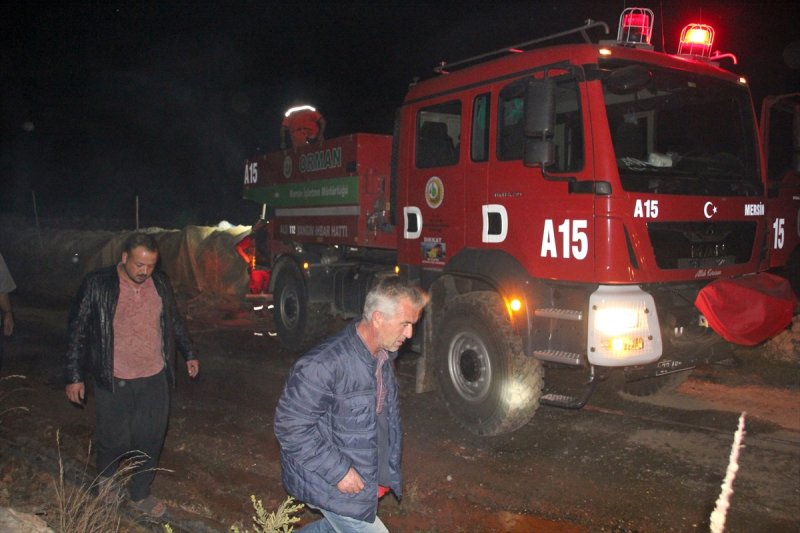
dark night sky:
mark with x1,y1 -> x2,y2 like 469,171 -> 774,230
2,1 -> 798,227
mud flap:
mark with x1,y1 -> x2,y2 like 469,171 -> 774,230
695,272 -> 797,346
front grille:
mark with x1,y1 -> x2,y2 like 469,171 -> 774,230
647,221 -> 756,270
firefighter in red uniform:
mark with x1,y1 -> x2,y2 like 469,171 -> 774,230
235,218 -> 272,294
280,105 -> 326,149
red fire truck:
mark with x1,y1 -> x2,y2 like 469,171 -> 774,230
243,9 -> 796,435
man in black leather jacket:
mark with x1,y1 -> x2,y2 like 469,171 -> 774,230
65,233 -> 199,517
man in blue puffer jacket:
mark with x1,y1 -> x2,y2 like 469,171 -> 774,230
275,276 -> 427,532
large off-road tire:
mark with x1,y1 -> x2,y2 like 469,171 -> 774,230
617,369 -> 691,398
273,264 -> 326,352
434,292 -> 544,436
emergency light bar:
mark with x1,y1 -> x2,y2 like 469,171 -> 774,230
678,23 -> 714,58
616,7 -> 654,48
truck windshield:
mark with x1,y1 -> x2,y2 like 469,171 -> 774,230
602,63 -> 761,196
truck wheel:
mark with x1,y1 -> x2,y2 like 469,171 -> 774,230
617,370 -> 691,397
434,292 -> 543,436
273,264 -> 326,352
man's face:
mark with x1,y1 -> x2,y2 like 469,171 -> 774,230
375,297 -> 422,352
120,246 -> 158,284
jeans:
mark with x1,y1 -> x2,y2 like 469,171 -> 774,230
297,508 -> 389,533
94,370 -> 169,501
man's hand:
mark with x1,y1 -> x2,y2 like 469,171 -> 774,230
186,359 -> 200,379
66,383 -> 85,405
336,467 -> 364,494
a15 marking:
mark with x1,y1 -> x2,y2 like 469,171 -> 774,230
541,219 -> 588,260
244,162 -> 258,184
634,199 -> 659,218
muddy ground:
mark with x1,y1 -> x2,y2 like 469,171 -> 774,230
0,293 -> 798,532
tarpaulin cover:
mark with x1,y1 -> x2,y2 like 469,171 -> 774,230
695,272 -> 797,346
0,224 -> 252,299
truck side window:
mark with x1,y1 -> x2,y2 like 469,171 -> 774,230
416,101 -> 462,168
471,94 -> 490,162
498,77 -> 583,172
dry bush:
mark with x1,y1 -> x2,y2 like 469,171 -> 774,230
51,430 -> 148,533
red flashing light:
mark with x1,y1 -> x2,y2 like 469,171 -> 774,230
623,13 -> 650,29
617,7 -> 654,46
678,23 -> 715,58
685,27 -> 712,45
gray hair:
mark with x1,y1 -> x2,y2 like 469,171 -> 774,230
362,276 -> 427,321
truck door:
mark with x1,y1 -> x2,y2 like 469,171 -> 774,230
403,99 -> 466,281
481,72 -> 595,282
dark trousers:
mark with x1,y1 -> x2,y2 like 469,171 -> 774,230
94,370 -> 169,501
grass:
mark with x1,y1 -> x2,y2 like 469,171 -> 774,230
4,378 -> 304,533
49,430 -> 304,533
51,430 -> 149,533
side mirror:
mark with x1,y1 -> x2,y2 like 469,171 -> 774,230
524,141 -> 555,167
524,77 -> 555,137
523,78 -> 556,168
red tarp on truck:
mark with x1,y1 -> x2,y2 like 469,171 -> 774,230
695,272 -> 797,345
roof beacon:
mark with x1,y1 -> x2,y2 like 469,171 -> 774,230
678,23 -> 715,58
617,7 -> 654,48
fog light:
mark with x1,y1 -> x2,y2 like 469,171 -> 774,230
608,335 -> 645,353
588,285 -> 662,366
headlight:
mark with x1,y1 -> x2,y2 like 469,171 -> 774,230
587,285 -> 662,366
595,307 -> 640,333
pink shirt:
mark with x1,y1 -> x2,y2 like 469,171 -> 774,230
113,270 -> 164,379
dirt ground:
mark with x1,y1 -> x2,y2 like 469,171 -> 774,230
1,293 -> 798,532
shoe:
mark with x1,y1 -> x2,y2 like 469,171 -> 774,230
130,495 -> 167,518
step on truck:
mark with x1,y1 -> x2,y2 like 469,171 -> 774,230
243,8 -> 797,436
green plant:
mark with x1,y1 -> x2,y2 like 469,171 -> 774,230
230,495 -> 304,533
